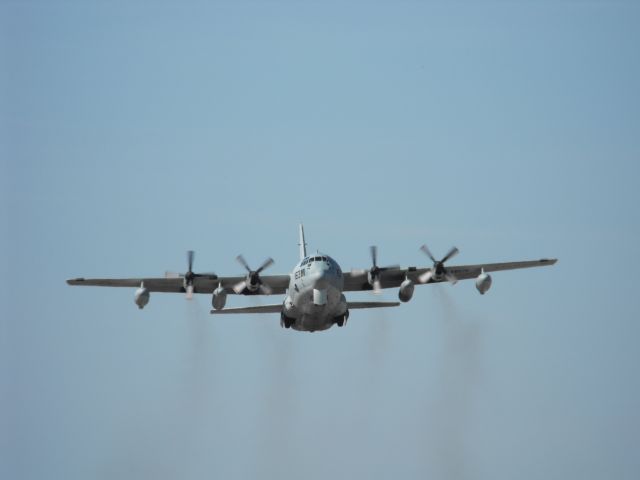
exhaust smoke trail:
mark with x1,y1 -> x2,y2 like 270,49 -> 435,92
183,297 -> 217,435
364,306 -> 391,392
255,320 -> 295,478
100,298 -> 218,479
427,285 -> 484,480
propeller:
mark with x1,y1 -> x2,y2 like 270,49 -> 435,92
165,250 -> 217,299
418,245 -> 459,284
184,250 -> 197,299
233,255 -> 275,295
353,246 -> 400,294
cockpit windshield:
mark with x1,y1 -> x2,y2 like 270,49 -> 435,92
302,256 -> 332,265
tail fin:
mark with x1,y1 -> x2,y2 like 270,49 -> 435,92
298,223 -> 307,260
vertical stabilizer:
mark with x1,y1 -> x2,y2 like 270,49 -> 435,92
298,223 -> 307,260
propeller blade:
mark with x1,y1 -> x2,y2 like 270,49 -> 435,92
256,257 -> 274,274
370,245 -> 378,268
419,269 -> 433,284
186,284 -> 194,299
236,255 -> 251,273
445,272 -> 458,285
420,244 -> 437,263
187,250 -> 195,272
259,283 -> 273,295
350,268 -> 368,276
233,281 -> 247,294
165,271 -> 181,279
441,246 -> 459,263
373,278 -> 382,294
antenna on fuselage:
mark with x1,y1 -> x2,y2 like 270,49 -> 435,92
298,223 -> 307,260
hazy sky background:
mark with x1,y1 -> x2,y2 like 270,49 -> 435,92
2,1 -> 640,479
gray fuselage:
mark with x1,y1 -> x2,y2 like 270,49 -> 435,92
282,254 -> 347,332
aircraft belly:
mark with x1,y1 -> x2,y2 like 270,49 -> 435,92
290,283 -> 342,332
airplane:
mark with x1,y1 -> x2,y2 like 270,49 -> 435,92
67,224 -> 557,333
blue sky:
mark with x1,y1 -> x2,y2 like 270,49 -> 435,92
2,1 -> 640,479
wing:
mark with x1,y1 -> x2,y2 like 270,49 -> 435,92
440,258 -> 558,281
67,274 -> 291,295
342,258 -> 557,291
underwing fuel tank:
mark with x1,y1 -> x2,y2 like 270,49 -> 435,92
212,286 -> 227,310
398,278 -> 415,302
134,284 -> 150,309
475,271 -> 492,295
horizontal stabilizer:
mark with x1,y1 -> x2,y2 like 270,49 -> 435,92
210,301 -> 400,314
210,304 -> 283,314
347,301 -> 400,309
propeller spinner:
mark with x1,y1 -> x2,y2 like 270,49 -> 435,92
418,245 -> 459,284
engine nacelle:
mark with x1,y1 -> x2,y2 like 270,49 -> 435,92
475,272 -> 492,295
211,286 -> 227,310
134,286 -> 150,309
398,278 -> 415,302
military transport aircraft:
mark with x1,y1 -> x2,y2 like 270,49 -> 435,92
67,224 -> 557,332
